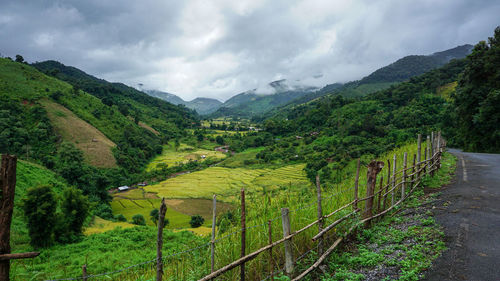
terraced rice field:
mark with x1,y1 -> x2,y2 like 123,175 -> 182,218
84,216 -> 135,235
146,143 -> 226,171
144,164 -> 310,201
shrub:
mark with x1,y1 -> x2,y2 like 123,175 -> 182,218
132,214 -> 146,226
22,185 -> 57,248
116,214 -> 127,222
190,215 -> 205,228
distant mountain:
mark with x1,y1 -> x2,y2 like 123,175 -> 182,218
264,44 -> 474,118
146,90 -> 186,105
359,44 -> 473,84
145,90 -> 222,115
210,79 -> 317,118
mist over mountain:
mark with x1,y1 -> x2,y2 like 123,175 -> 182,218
145,90 -> 222,115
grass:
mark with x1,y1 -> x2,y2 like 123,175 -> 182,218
146,142 -> 226,171
144,164 -> 309,201
41,99 -> 117,168
84,216 -> 135,235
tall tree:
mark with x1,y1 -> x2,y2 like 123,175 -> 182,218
22,185 -> 57,248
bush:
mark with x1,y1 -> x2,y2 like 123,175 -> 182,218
22,185 -> 57,248
132,214 -> 146,226
189,215 -> 205,228
116,214 -> 127,222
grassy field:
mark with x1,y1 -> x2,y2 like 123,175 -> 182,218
41,99 -> 117,168
144,163 -> 310,201
146,142 -> 226,171
84,216 -> 135,235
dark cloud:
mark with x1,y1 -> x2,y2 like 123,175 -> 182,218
0,0 -> 499,101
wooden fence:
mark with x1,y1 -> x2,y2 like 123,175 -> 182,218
197,132 -> 445,281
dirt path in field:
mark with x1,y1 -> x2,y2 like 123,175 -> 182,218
424,149 -> 500,281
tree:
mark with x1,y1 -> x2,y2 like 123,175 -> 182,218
22,185 -> 57,248
60,187 -> 90,236
216,135 -> 224,145
15,54 -> 24,63
189,215 -> 205,228
197,133 -> 204,142
132,214 -> 146,225
150,209 -> 159,225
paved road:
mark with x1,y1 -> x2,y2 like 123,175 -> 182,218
425,149 -> 500,281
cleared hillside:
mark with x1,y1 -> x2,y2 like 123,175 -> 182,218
41,99 -> 117,168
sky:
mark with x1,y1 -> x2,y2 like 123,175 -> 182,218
0,0 -> 499,101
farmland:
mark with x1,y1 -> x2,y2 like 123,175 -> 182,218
146,142 -> 226,171
144,163 -> 310,201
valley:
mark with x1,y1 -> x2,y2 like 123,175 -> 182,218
1,26 -> 498,281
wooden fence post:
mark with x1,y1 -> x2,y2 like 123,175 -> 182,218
240,189 -> 246,281
431,131 -> 435,157
353,159 -> 360,212
0,154 -> 17,281
82,264 -> 88,281
268,220 -> 273,281
383,159 -> 390,210
377,176 -> 383,214
402,152 -> 407,199
364,160 -> 384,227
211,195 -> 217,273
417,134 -> 422,177
411,154 -> 416,184
281,208 -> 293,278
425,135 -> 430,174
437,131 -> 442,169
156,198 -> 167,281
391,154 -> 397,206
315,175 -> 324,256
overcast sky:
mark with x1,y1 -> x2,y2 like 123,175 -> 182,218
1,0 -> 499,101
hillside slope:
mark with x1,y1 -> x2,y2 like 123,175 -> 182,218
32,60 -> 198,135
40,99 -> 117,168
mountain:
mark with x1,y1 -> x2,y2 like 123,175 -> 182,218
145,90 -> 222,115
210,79 -> 317,118
264,44 -> 474,119
359,44 -> 473,84
146,90 -> 186,105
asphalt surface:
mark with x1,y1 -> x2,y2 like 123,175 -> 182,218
424,149 -> 500,281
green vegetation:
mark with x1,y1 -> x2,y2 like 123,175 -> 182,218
448,27 -> 500,152
190,215 -> 205,228
22,185 -> 58,248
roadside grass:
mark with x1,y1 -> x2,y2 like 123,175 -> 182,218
288,151 -> 457,281
41,99 -> 117,168
146,142 -> 226,171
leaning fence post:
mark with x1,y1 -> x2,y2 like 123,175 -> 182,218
391,154 -> 397,206
281,208 -> 293,278
268,220 -> 274,281
364,160 -> 384,227
402,152 -> 407,199
82,264 -> 88,281
315,175 -> 324,256
353,159 -> 360,212
211,194 -> 217,273
156,198 -> 167,281
240,189 -> 246,281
